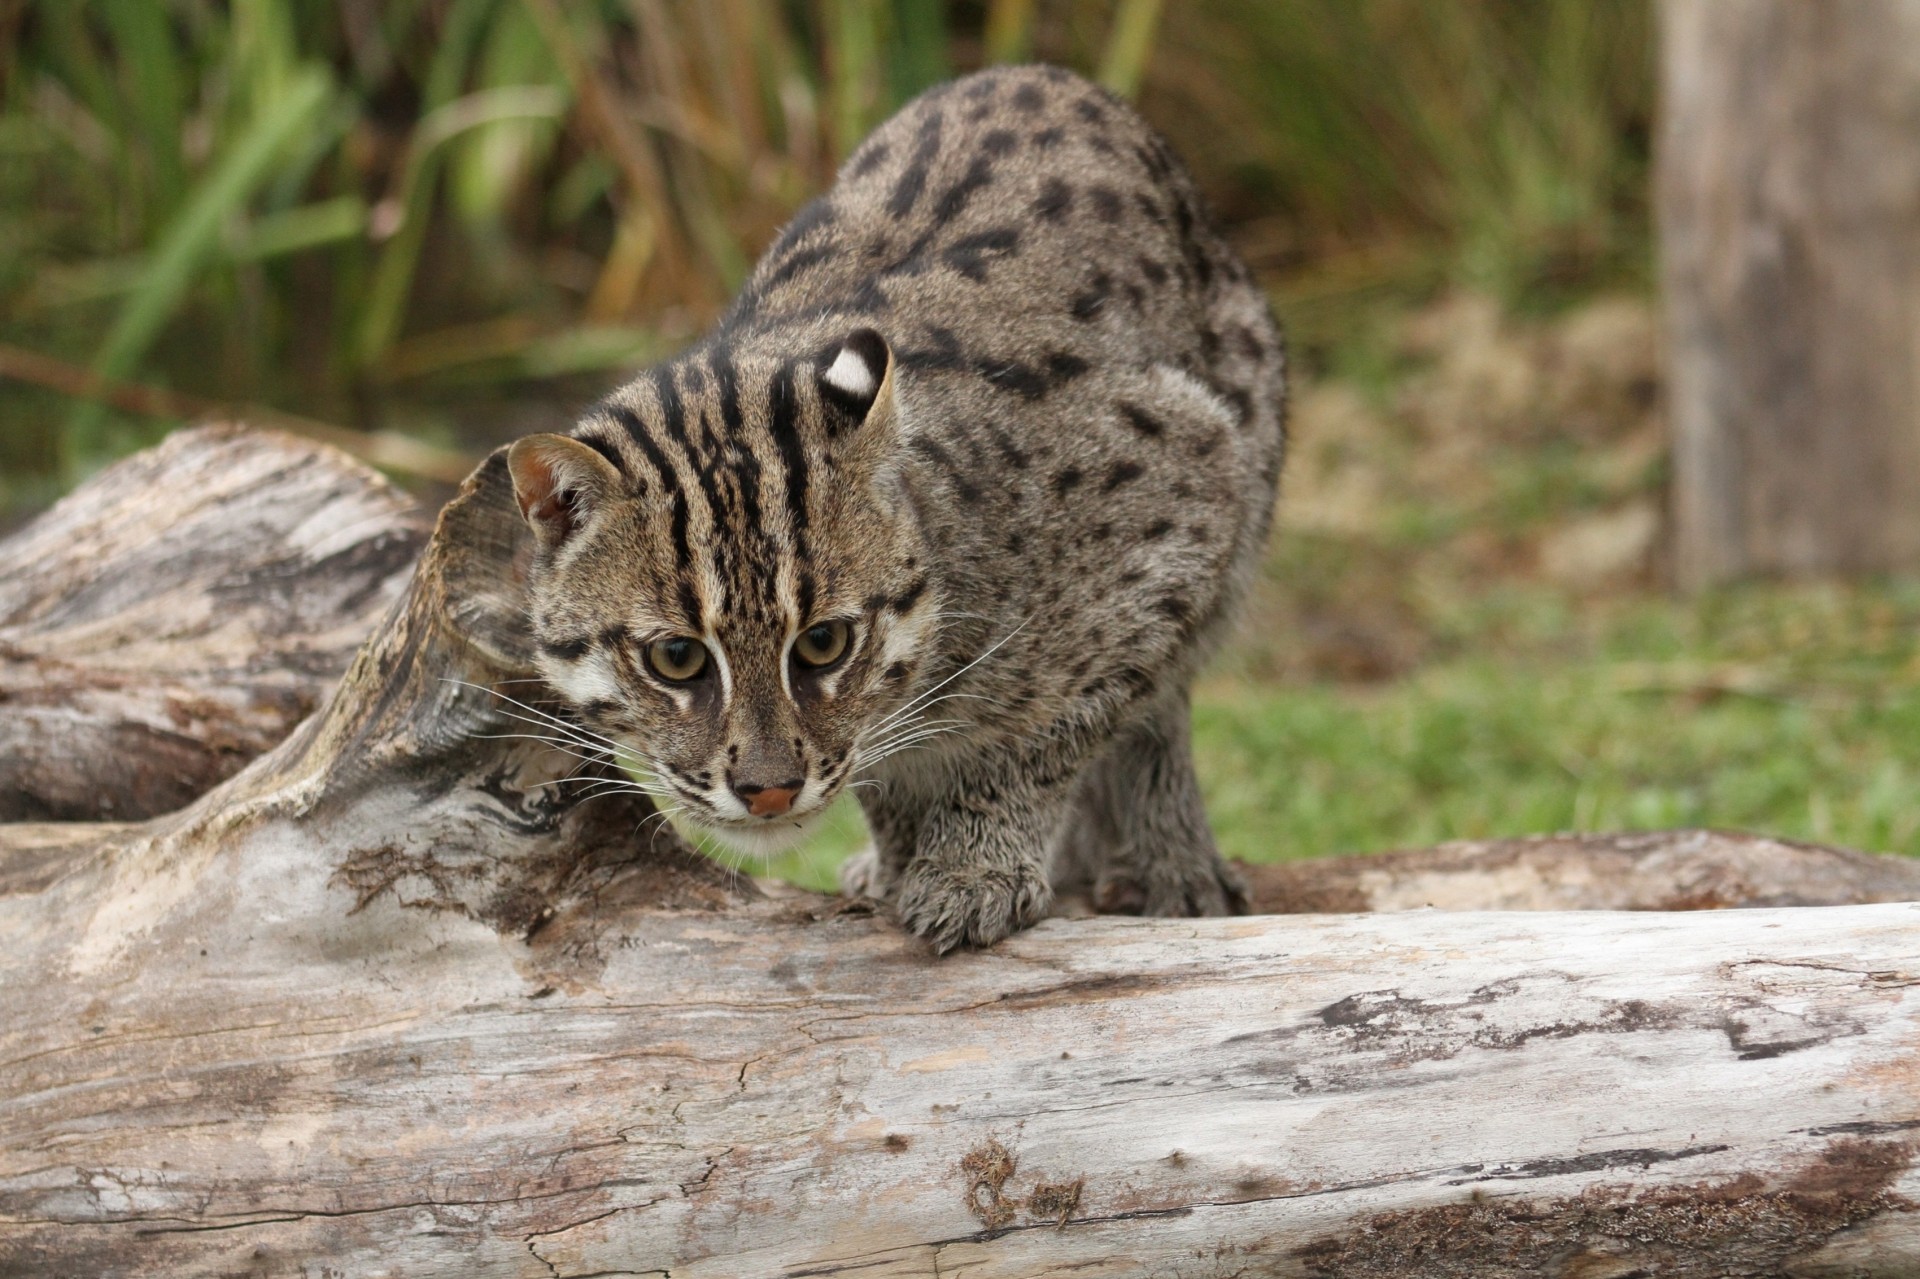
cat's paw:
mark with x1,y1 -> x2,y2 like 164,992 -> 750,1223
838,845 -> 893,901
1095,857 -> 1249,918
896,858 -> 1053,954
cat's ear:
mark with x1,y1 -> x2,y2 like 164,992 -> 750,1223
816,328 -> 894,433
505,433 -> 622,551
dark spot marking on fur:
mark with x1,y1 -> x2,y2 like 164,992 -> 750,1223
963,74 -> 999,100
1089,185 -> 1123,223
981,128 -> 1017,156
886,661 -> 910,683
1092,522 -> 1112,542
987,423 -> 1030,468
767,196 -> 836,259
540,635 -> 592,662
1156,596 -> 1192,625
1051,466 -> 1084,496
1119,568 -> 1146,585
888,112 -> 944,219
896,327 -> 968,373
933,155 -> 996,226
1143,519 -> 1174,540
849,141 -> 890,178
1076,97 -> 1109,125
890,576 -> 928,614
1236,325 -> 1268,361
1119,402 -> 1165,438
1103,460 -> 1145,493
1032,126 -> 1065,150
1005,531 -> 1025,554
1047,351 -> 1089,382
1070,271 -> 1112,321
1138,255 -> 1169,287
1133,191 -> 1163,224
910,436 -> 982,503
1188,523 -> 1211,543
764,244 -> 834,289
768,361 -> 809,543
977,359 -> 1046,399
1223,385 -> 1256,425
1032,177 -> 1072,221
1125,281 -> 1146,310
1012,83 -> 1045,112
943,226 -> 1021,281
577,433 -> 627,475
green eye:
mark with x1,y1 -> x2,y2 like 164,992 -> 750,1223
793,619 -> 851,669
645,636 -> 710,682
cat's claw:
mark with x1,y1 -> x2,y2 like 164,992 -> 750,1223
896,859 -> 1052,954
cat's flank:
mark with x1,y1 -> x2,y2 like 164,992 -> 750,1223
506,65 -> 1285,952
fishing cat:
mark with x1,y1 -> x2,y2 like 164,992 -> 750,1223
506,64 -> 1285,951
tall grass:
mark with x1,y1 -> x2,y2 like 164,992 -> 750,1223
0,0 -> 1651,511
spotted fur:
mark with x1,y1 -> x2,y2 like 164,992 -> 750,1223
508,65 -> 1285,952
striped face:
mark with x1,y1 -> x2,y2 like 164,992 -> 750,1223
507,330 -> 938,856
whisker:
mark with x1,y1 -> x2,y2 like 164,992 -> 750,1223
865,616 -> 1031,737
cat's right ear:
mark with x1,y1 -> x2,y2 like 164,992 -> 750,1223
506,434 -> 622,551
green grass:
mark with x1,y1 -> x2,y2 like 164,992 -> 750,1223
760,580 -> 1920,892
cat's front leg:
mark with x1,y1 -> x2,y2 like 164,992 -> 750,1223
894,769 -> 1064,953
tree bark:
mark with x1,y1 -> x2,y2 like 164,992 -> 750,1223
3,435 -> 1920,1276
0,424 -> 426,821
1660,0 -> 1920,586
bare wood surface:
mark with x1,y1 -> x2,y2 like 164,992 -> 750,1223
1241,827 -> 1920,915
0,425 -> 427,821
3,438 -> 1919,1275
1660,0 -> 1920,584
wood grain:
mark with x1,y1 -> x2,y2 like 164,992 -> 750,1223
0,425 -> 426,821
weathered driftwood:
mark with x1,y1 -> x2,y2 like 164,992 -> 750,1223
3,437 -> 1920,1276
0,424 -> 426,822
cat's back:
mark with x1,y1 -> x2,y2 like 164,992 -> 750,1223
726,65 -> 1257,373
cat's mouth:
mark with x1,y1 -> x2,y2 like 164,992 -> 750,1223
690,805 -> 829,858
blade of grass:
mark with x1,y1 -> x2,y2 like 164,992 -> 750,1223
70,64 -> 331,471
983,0 -> 1036,65
1097,0 -> 1163,99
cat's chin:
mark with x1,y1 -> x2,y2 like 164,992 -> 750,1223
690,808 -> 827,860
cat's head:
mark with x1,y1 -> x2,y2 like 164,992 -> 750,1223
506,329 -> 937,855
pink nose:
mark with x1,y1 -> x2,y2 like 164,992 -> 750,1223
737,783 -> 800,818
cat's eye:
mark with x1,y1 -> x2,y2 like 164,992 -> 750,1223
645,636 -> 710,682
793,619 -> 851,670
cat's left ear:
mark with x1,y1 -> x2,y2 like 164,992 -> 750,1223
816,328 -> 895,436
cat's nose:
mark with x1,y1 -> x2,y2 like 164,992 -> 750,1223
733,779 -> 802,818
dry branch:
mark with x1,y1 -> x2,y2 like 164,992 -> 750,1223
2,431 -> 1918,1276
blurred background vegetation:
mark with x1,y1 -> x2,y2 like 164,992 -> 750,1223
9,0 -> 1917,880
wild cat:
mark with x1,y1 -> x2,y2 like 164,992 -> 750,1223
505,64 -> 1285,951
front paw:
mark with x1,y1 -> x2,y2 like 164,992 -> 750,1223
838,845 -> 892,901
896,858 -> 1052,954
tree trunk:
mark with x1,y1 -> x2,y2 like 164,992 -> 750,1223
4,433 -> 1920,1276
1660,0 -> 1920,586
0,424 -> 426,821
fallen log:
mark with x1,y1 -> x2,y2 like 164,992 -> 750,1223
0,424 -> 427,822
2,438 -> 1918,1276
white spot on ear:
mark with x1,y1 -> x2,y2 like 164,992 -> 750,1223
825,345 -> 877,400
